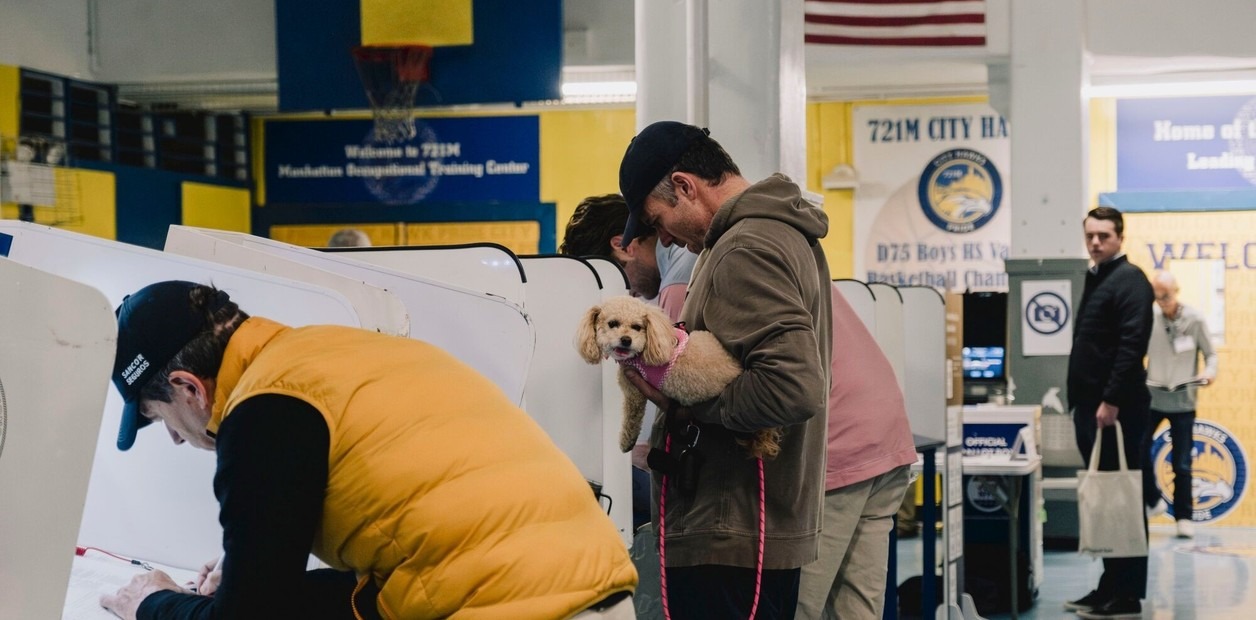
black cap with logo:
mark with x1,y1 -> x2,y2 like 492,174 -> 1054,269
618,121 -> 710,248
111,280 -> 225,451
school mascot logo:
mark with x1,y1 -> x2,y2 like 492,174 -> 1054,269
1150,419 -> 1248,522
917,148 -> 1003,233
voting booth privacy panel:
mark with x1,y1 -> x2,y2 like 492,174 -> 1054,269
163,227 -> 410,337
325,243 -> 528,309
165,226 -> 534,406
583,256 -> 633,544
899,286 -> 948,442
0,221 -> 363,570
0,259 -> 116,620
867,282 -> 908,394
517,257 -> 606,488
832,280 -> 877,335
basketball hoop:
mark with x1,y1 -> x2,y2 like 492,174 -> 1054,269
352,45 -> 433,145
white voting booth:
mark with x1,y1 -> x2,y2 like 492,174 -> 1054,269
0,221 -> 364,577
899,286 -> 948,441
867,283 -> 908,394
583,256 -> 633,544
0,259 -> 116,620
864,281 -> 969,614
517,256 -> 605,480
833,280 -> 877,334
165,227 -> 533,406
325,244 -> 528,310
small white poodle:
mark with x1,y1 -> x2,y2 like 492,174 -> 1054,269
575,295 -> 781,460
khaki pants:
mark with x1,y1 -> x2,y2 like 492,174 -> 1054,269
796,465 -> 911,620
571,594 -> 635,619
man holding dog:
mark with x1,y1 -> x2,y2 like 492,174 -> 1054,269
99,281 -> 636,620
618,121 -> 833,618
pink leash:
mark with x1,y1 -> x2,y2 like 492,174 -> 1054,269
659,433 -> 766,619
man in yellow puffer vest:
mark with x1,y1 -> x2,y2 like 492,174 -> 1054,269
100,281 -> 636,620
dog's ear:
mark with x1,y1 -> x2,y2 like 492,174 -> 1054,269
641,307 -> 676,366
575,305 -> 605,363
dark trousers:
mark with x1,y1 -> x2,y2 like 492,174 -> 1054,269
665,565 -> 800,619
632,466 -> 652,530
1074,400 -> 1149,601
1142,409 -> 1196,520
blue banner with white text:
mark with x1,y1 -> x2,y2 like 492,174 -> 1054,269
263,116 -> 539,206
1117,96 -> 1256,191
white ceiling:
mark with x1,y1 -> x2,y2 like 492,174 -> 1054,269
6,0 -> 1256,111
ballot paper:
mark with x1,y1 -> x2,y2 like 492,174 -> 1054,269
64,554 -> 198,620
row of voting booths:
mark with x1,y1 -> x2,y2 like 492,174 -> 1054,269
0,221 -> 633,618
1,220 -> 1029,619
832,281 -> 968,618
839,281 -> 1043,619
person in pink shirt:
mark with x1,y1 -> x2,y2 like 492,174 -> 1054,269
796,286 -> 917,620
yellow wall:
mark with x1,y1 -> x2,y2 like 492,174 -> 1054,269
0,64 -> 18,144
1123,211 -> 1256,526
806,102 -> 855,278
538,108 -> 636,249
1,168 -> 117,240
405,221 -> 539,254
270,223 -> 401,247
182,182 -> 251,233
1088,98 -> 1119,204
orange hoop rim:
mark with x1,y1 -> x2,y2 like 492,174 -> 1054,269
352,45 -> 433,82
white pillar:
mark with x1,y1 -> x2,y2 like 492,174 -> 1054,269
635,0 -> 807,182
634,0 -> 688,130
1005,0 -> 1089,259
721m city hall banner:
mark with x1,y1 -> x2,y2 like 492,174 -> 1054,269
853,103 -> 1011,292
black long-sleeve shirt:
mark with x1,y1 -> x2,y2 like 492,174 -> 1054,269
137,394 -> 375,620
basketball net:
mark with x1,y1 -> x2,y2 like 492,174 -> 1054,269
351,45 -> 433,145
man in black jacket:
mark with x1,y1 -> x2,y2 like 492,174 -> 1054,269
1064,206 -> 1154,619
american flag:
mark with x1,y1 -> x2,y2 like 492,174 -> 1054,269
804,0 -> 987,47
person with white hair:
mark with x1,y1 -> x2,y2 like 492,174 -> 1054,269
1143,269 -> 1218,539
327,228 -> 372,248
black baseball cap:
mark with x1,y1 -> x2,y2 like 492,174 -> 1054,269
111,281 -> 225,451
618,121 -> 710,248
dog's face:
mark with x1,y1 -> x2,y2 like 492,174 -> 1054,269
576,296 -> 676,366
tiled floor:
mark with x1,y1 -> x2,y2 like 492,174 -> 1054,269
896,524 -> 1256,619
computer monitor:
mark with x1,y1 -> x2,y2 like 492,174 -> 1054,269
962,291 -> 1008,406
962,345 -> 1006,380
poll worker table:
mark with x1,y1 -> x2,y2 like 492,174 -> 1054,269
908,452 -> 1043,619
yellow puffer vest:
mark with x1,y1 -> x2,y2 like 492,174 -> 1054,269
208,318 -> 636,619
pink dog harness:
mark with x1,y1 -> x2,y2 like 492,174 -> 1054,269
619,327 -> 689,388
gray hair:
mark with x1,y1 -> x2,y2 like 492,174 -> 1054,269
328,228 -> 372,248
1153,270 -> 1178,289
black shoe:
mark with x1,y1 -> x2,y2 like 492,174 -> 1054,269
1077,598 -> 1141,619
1063,590 -> 1108,612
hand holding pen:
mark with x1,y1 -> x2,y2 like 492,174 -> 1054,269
189,555 -> 224,596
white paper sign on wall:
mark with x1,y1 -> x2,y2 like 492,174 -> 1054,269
1021,280 -> 1073,356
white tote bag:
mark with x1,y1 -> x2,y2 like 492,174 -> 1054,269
1076,422 -> 1148,558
